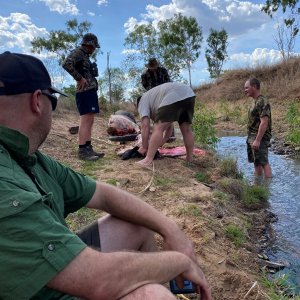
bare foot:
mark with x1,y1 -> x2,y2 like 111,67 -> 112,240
136,160 -> 153,171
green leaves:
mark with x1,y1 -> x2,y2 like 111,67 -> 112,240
31,18 -> 94,64
124,13 -> 203,85
205,28 -> 228,79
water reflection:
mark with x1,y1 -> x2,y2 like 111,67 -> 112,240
216,135 -> 300,292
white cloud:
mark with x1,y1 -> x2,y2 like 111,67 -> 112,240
0,13 -> 48,53
87,11 -> 95,17
230,48 -> 283,68
125,0 -> 270,37
122,48 -> 140,55
97,0 -> 108,6
124,17 -> 148,34
39,0 -> 79,15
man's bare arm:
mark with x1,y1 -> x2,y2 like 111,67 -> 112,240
139,116 -> 150,154
47,247 -> 195,299
252,116 -> 268,149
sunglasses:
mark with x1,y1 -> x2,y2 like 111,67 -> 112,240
41,90 -> 58,111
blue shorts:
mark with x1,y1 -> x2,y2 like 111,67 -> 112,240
76,89 -> 100,116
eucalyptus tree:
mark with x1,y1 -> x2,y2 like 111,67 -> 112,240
158,13 -> 203,86
31,19 -> 95,89
124,13 -> 203,86
98,68 -> 126,103
205,28 -> 228,79
262,0 -> 299,34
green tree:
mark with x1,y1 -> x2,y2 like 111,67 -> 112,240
124,13 -> 203,86
31,19 -> 95,89
158,13 -> 203,86
205,28 -> 228,79
262,0 -> 300,36
98,68 -> 126,102
31,19 -> 93,64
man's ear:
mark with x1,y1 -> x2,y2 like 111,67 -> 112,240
30,90 -> 43,115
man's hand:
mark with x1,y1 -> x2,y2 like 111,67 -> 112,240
77,77 -> 87,91
180,261 -> 211,300
252,139 -> 260,150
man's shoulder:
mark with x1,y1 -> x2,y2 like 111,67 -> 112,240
142,69 -> 150,76
256,95 -> 270,106
66,47 -> 85,59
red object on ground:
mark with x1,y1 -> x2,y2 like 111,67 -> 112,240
158,146 -> 206,157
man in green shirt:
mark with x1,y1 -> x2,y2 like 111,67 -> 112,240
244,78 -> 272,178
0,52 -> 211,300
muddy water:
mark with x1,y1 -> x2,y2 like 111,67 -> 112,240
216,135 -> 300,293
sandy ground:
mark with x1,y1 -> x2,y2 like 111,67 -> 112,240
41,110 -> 273,300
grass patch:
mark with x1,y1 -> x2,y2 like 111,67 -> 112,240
219,157 -> 243,179
242,185 -> 269,209
195,171 -> 209,183
80,160 -> 106,179
286,101 -> 300,146
217,178 -> 245,201
260,271 -> 300,299
213,190 -> 230,203
106,179 -> 118,186
66,207 -> 103,232
154,176 -> 173,186
178,203 -> 202,217
224,223 -> 245,246
217,178 -> 269,209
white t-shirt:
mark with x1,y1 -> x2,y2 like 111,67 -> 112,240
138,82 -> 195,120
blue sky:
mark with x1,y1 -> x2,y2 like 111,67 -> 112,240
1,0 -> 299,89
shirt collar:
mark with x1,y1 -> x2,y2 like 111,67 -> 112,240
0,125 -> 37,167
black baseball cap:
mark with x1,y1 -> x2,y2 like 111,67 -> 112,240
0,51 -> 68,98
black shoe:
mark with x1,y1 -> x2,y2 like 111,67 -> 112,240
78,148 -> 100,161
86,145 -> 105,158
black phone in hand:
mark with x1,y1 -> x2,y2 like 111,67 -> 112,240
169,279 -> 195,294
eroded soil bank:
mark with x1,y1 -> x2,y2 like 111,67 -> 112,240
40,111 -> 281,300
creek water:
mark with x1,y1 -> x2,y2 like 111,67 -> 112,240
216,134 -> 300,293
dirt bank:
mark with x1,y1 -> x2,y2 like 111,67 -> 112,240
40,110 -> 277,300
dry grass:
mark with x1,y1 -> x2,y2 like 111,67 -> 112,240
195,57 -> 300,103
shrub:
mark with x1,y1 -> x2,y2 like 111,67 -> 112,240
219,157 -> 243,179
286,102 -> 300,146
242,185 -> 269,209
192,102 -> 220,148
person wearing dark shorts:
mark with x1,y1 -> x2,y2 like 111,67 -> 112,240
137,82 -> 196,169
63,33 -> 105,161
77,221 -> 101,250
244,78 -> 272,178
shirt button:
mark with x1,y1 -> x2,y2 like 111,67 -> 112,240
48,244 -> 55,251
12,200 -> 20,207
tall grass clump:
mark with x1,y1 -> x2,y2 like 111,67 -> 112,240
193,102 -> 219,148
243,185 -> 269,209
260,271 -> 300,300
286,101 -> 300,146
217,178 -> 269,209
219,157 -> 243,179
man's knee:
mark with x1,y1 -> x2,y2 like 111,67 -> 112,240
120,283 -> 177,300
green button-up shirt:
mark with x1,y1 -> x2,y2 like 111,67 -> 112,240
0,125 -> 96,300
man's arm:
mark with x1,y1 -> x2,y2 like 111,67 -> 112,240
138,116 -> 150,155
47,247 -> 210,300
252,116 -> 268,150
47,182 -> 211,299
141,73 -> 149,90
88,182 -> 198,260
